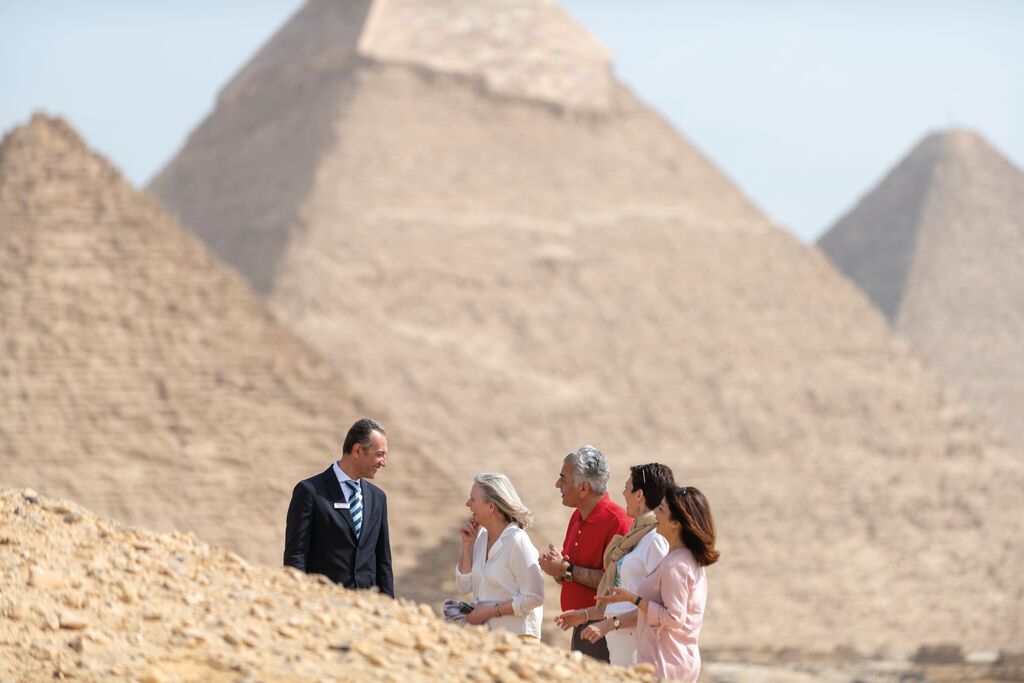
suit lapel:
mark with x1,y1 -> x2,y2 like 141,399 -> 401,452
358,484 -> 377,547
321,467 -> 357,538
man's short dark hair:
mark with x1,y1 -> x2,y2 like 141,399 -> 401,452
343,418 -> 386,454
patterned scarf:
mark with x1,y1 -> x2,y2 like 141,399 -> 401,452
596,511 -> 657,599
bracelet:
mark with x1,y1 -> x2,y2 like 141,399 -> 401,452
633,595 -> 642,606
494,602 -> 501,617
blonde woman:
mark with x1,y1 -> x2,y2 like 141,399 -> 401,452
455,473 -> 544,638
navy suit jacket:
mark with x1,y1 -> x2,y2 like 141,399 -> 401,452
283,466 -> 394,597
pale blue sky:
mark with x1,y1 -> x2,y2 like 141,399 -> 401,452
1,1 -> 1020,241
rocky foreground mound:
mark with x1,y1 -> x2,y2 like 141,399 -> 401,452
0,488 -> 654,683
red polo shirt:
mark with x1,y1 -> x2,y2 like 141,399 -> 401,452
560,494 -> 632,611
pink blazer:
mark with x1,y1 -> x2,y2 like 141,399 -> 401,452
635,546 -> 708,683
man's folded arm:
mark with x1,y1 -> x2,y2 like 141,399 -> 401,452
570,564 -> 604,590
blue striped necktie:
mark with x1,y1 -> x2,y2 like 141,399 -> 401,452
344,480 -> 362,539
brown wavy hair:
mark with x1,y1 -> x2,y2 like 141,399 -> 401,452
664,486 -> 720,566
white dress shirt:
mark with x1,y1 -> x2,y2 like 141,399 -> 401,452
332,461 -> 360,502
455,524 -> 544,638
605,528 -> 669,666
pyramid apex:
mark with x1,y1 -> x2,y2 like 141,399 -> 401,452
907,126 -> 1017,172
1,112 -> 123,198
3,112 -> 84,153
357,0 -> 614,110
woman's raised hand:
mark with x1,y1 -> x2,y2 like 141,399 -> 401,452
460,519 -> 479,545
553,609 -> 588,631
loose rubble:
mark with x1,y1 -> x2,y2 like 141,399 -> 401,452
0,488 -> 657,682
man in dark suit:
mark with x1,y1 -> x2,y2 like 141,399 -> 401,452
284,418 -> 394,597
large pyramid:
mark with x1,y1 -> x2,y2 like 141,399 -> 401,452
818,130 -> 1024,448
0,114 -> 464,603
151,0 -> 1024,649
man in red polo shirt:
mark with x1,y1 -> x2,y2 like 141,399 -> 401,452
541,445 -> 631,662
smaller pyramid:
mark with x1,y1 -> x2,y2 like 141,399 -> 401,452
0,114 -> 463,600
819,129 -> 1024,447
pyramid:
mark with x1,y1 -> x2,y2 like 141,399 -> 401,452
150,1 -> 1024,649
0,114 -> 464,604
819,130 -> 1024,449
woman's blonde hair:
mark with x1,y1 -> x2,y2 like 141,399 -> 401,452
474,473 -> 534,530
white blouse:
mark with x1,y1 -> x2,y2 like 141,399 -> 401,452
455,524 -> 545,637
605,528 -> 669,617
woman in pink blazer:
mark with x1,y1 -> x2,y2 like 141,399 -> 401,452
597,486 -> 719,683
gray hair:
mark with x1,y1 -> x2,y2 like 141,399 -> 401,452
563,445 -> 610,495
474,473 -> 534,530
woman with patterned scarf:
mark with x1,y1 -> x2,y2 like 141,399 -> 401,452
554,463 -> 675,666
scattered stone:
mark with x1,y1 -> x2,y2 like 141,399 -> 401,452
44,501 -> 73,515
183,591 -> 206,606
28,567 -> 65,589
181,627 -> 209,644
59,611 -> 89,630
913,643 -> 964,664
44,612 -> 61,631
88,631 -> 111,647
384,630 -> 412,648
9,601 -> 30,620
509,660 -> 535,680
139,667 -> 168,683
30,643 -> 59,662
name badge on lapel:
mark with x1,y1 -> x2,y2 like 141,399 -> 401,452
333,502 -> 350,510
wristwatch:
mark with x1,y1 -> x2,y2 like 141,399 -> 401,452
612,615 -> 621,630
562,562 -> 574,583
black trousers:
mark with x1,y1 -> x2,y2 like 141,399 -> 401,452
571,620 -> 611,663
